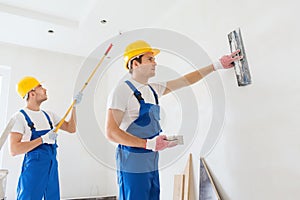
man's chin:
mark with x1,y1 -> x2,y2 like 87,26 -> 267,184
149,74 -> 155,78
150,71 -> 156,77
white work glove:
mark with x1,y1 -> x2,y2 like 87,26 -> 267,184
145,135 -> 178,151
41,130 -> 57,144
213,49 -> 242,70
74,92 -> 83,106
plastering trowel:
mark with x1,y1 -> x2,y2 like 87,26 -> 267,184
228,28 -> 252,86
165,135 -> 184,145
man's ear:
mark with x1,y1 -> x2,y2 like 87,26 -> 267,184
132,60 -> 140,69
29,91 -> 35,99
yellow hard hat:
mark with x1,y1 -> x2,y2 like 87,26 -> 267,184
124,40 -> 160,69
17,76 -> 41,98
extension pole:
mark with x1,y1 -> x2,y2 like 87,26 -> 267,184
54,43 -> 113,133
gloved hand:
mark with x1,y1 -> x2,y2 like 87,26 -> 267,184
213,49 -> 243,70
74,92 -> 83,106
145,135 -> 177,151
41,130 -> 57,144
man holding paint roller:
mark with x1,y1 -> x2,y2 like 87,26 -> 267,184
106,40 -> 242,200
9,76 -> 83,200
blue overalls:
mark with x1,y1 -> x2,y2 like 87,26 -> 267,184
117,80 -> 162,200
17,109 -> 60,200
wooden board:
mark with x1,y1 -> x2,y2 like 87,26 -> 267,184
173,153 -> 195,200
183,154 -> 192,200
173,174 -> 184,200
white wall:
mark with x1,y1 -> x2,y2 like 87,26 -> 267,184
156,0 -> 300,199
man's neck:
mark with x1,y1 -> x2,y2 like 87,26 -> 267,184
26,103 -> 41,111
132,75 -> 149,85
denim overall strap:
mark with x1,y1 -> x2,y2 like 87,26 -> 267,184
125,80 -> 145,104
20,109 -> 54,131
19,109 -> 54,141
20,109 -> 35,131
148,84 -> 159,105
42,110 -> 53,129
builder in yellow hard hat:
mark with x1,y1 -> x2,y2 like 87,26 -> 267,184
106,40 -> 242,200
9,76 -> 83,200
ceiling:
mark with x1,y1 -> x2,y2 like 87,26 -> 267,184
0,0 -> 180,57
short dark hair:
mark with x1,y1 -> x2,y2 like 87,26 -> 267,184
128,54 -> 144,73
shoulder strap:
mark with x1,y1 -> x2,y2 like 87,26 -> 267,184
19,110 -> 54,131
148,84 -> 159,105
125,80 -> 145,104
20,109 -> 35,131
42,110 -> 53,129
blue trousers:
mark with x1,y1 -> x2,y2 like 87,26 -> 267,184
118,170 -> 160,200
17,151 -> 59,200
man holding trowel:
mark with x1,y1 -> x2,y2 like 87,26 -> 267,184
106,40 -> 242,200
9,76 -> 83,200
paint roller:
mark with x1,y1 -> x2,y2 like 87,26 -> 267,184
54,43 -> 113,133
228,28 -> 252,86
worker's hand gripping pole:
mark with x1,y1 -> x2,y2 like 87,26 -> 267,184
54,43 -> 113,133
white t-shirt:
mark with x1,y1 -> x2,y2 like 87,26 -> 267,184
107,79 -> 167,131
11,108 -> 61,142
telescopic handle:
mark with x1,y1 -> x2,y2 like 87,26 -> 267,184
54,43 -> 113,133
